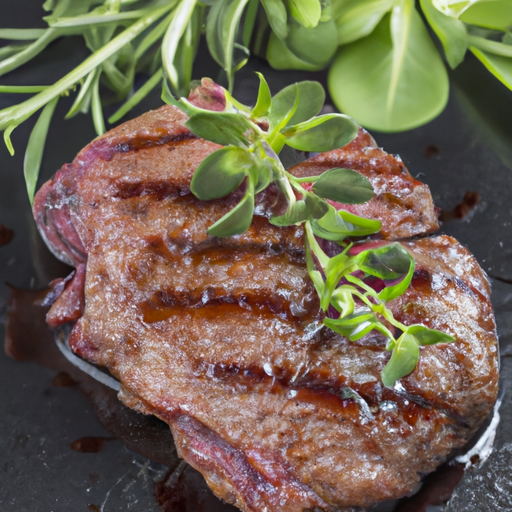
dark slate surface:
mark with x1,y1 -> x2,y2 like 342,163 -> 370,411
1,1 -> 512,511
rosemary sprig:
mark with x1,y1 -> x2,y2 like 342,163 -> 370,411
165,75 -> 456,386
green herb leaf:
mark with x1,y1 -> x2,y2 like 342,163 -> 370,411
162,0 -> 198,91
289,0 -> 322,28
252,160 -> 273,193
305,237 -> 325,297
355,243 -> 415,302
266,31 -> 325,71
207,178 -> 255,237
459,0 -> 512,30
356,243 -> 412,280
381,333 -> 420,386
185,112 -> 254,146
24,96 -> 59,204
470,45 -> 512,90
330,287 -> 356,317
311,167 -> 374,204
191,146 -> 251,200
252,72 -> 272,118
405,325 -> 456,345
284,114 -> 359,152
283,18 -> 338,67
420,0 -> 467,69
328,7 -> 449,132
260,0 -> 288,40
311,205 -> 381,240
323,310 -> 379,340
270,199 -> 310,226
333,0 -> 394,45
109,68 -> 163,123
303,190 -> 329,219
267,81 -> 325,130
206,0 -> 250,91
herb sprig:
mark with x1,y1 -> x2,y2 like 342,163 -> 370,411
166,75 -> 456,386
1,0 -> 512,202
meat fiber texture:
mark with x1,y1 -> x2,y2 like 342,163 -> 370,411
33,105 -> 499,512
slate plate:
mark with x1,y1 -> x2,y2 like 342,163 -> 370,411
1,2 -> 512,511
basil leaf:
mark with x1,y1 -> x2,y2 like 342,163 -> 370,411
284,18 -> 338,67
381,333 -> 420,387
334,0 -> 394,45
420,0 -> 467,69
268,81 -> 325,130
206,0 -> 250,91
405,325 -> 456,345
207,179 -> 255,237
24,96 -> 59,204
470,46 -> 512,90
312,167 -> 374,204
185,112 -> 254,146
261,0 -> 288,40
252,72 -> 272,118
289,0 -> 322,28
328,7 -> 449,132
190,146 -> 251,200
270,200 -> 310,226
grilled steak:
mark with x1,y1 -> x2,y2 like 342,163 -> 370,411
33,105 -> 499,511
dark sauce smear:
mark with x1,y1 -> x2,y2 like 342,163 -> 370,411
3,285 -> 471,511
440,191 -> 480,222
0,224 -> 13,246
70,436 -> 114,454
424,144 -> 440,159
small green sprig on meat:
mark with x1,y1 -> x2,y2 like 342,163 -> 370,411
165,75 -> 456,386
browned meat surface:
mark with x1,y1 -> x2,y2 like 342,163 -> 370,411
33,105 -> 499,512
289,128 -> 439,239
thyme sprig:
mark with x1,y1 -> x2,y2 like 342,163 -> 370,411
166,75 -> 456,386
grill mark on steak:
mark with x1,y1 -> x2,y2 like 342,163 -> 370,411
189,355 -> 470,428
79,125 -> 197,165
139,286 -> 317,324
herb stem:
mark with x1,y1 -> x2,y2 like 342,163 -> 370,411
0,28 -> 47,40
47,9 -> 156,28
162,0 -> 197,89
0,29 -> 59,78
108,67 -> 163,123
0,85 -> 48,93
468,35 -> 512,58
292,175 -> 320,183
0,3 -> 174,133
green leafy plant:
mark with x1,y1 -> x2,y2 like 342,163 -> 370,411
1,0 -> 512,201
165,75 -> 456,386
